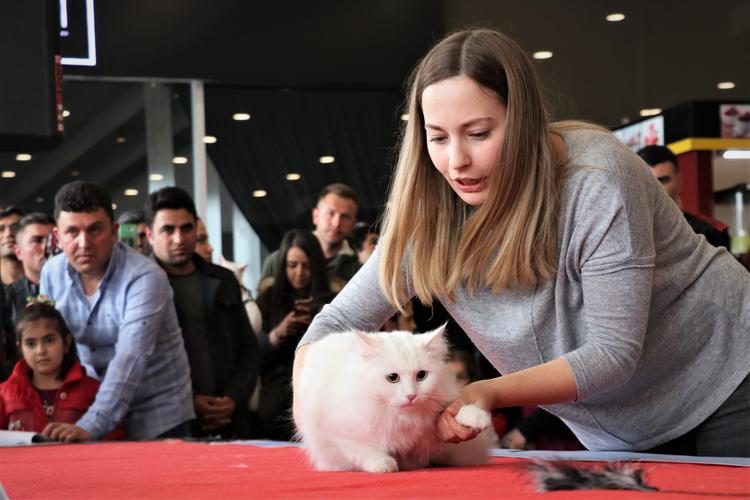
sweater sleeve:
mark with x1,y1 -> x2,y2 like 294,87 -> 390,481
560,161 -> 657,400
298,244 -> 401,348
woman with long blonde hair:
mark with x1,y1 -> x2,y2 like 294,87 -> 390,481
294,29 -> 750,457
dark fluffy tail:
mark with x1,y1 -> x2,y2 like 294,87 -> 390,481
528,461 -> 658,492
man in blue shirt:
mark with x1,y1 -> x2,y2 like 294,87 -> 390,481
40,181 -> 194,441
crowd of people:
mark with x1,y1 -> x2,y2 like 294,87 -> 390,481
1,28 -> 747,457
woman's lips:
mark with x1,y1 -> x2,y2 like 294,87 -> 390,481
453,177 -> 487,193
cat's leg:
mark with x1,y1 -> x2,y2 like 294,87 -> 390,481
339,440 -> 398,473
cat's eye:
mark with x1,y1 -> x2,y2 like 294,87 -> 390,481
386,373 -> 400,383
416,370 -> 428,381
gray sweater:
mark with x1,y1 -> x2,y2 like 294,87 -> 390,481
299,128 -> 750,451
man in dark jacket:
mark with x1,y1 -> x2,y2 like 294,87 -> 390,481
637,145 -> 731,249
145,187 -> 259,439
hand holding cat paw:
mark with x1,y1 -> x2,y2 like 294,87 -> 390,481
437,380 -> 494,443
454,404 -> 491,430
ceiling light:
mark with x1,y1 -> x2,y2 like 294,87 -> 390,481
124,188 -> 139,196
639,108 -> 662,117
15,153 -> 32,161
203,135 -> 217,144
112,203 -> 118,210
62,109 -> 70,117
149,173 -> 165,181
606,13 -> 626,22
286,173 -> 301,181
252,190 -> 267,198
233,113 -> 251,121
1,171 -> 16,178
319,155 -> 335,164
723,150 -> 750,160
70,170 -> 80,177
717,81 -> 736,90
401,114 -> 409,121
533,51 -> 553,60
172,156 -> 188,164
35,197 -> 45,203
116,137 -> 127,144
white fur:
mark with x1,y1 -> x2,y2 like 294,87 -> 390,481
218,256 -> 263,334
294,326 -> 495,472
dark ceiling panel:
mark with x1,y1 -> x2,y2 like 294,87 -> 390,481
205,85 -> 402,248
65,0 -> 444,89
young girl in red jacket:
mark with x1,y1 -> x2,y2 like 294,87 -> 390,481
0,299 -> 123,440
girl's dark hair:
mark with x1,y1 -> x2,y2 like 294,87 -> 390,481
16,303 -> 78,380
270,229 -> 330,308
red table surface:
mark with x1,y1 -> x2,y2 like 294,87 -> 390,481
1,440 -> 748,499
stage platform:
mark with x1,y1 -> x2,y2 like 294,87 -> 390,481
1,440 -> 748,499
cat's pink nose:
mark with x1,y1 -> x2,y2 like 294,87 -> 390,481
406,394 -> 416,402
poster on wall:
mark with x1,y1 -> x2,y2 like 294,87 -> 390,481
613,116 -> 665,152
720,105 -> 750,138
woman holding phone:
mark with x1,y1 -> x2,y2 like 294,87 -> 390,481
256,229 -> 334,440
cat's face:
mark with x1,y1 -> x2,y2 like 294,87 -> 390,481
354,326 -> 456,412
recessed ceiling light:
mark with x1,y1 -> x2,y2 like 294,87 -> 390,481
252,190 -> 267,198
116,137 -> 127,144
286,173 -> 301,181
15,153 -> 32,161
149,173 -> 165,181
1,171 -> 16,178
172,156 -> 188,164
62,109 -> 71,117
606,13 -> 626,22
401,114 -> 409,121
533,51 -> 553,60
319,155 -> 335,164
124,188 -> 139,196
717,81 -> 736,90
639,108 -> 662,117
233,113 -> 251,121
723,150 -> 750,160
112,203 -> 118,210
35,197 -> 45,203
203,135 -> 217,144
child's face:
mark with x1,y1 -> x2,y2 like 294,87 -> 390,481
19,319 -> 69,378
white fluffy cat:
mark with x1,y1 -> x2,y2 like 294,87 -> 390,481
294,325 -> 496,473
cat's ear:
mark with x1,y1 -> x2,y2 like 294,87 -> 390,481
422,323 -> 448,355
354,331 -> 378,358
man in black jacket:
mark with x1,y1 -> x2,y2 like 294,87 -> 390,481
145,187 -> 259,438
637,145 -> 731,250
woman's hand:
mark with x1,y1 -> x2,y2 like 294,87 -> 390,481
437,379 -> 495,443
270,311 -> 311,346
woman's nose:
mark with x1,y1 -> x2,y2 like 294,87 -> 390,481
448,141 -> 470,171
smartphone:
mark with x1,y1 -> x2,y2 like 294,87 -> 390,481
294,297 -> 313,315
118,223 -> 138,249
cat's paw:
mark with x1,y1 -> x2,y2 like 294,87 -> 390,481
361,454 -> 399,473
455,404 -> 491,430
